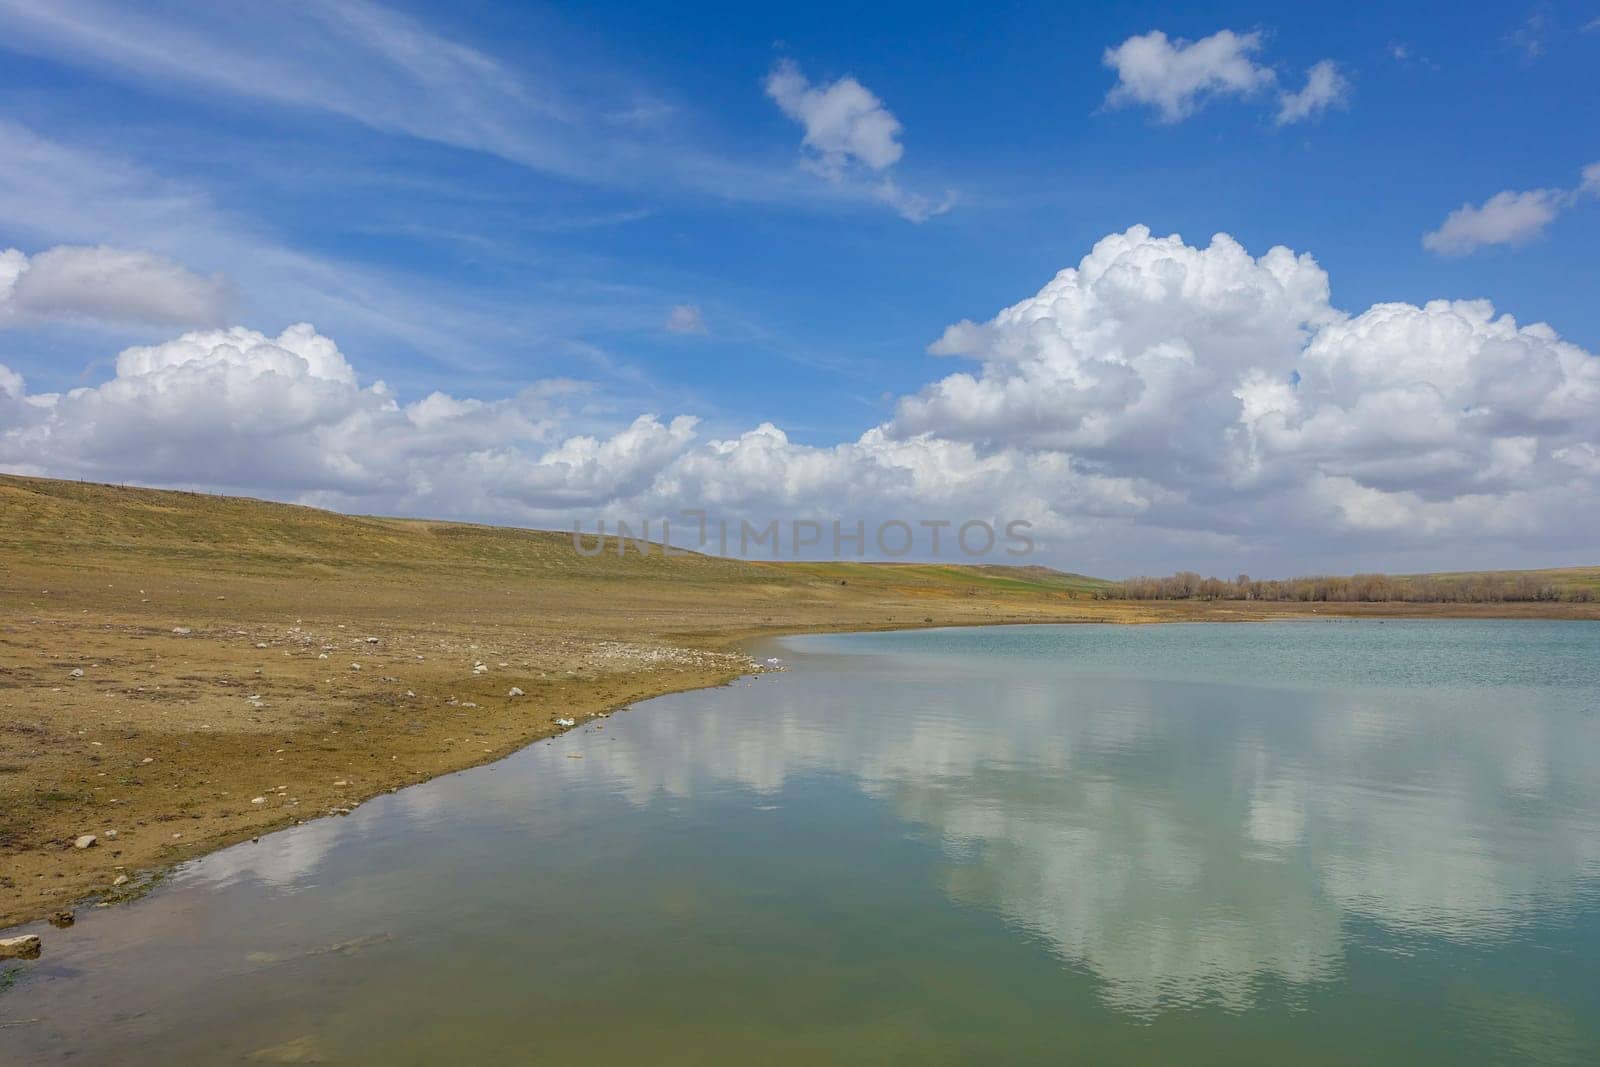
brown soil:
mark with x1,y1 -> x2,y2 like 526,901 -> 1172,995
3,473 -> 1595,928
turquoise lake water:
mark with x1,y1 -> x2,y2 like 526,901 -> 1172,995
3,620 -> 1598,1063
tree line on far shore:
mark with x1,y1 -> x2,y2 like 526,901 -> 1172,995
1103,571 -> 1595,603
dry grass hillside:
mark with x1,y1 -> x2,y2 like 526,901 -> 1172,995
2,473 -> 1595,927
0,474 -> 1127,927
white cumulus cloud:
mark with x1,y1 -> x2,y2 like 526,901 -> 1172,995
1276,60 -> 1350,124
766,59 -> 953,222
1423,161 -> 1600,256
766,59 -> 904,175
1104,30 -> 1349,128
894,226 -> 1598,557
1583,162 -> 1600,196
1102,30 -> 1275,122
1422,189 -> 1563,256
0,324 -> 575,497
0,244 -> 230,326
3,228 -> 1597,574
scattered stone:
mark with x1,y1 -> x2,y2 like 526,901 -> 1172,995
461,701 -> 478,709
251,796 -> 266,805
73,834 -> 97,850
349,663 -> 361,671
508,686 -> 525,697
405,690 -> 416,698
112,874 -> 129,887
333,779 -> 348,787
69,667 -> 85,678
104,829 -> 118,840
365,636 -> 380,644
0,935 -> 42,961
172,626 -> 191,635
555,717 -> 576,727
140,757 -> 154,764
48,910 -> 74,928
244,1034 -> 326,1063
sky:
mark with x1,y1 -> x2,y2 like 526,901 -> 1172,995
1,0 -> 1597,577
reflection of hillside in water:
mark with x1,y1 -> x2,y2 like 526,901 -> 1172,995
545,660 -> 1600,1015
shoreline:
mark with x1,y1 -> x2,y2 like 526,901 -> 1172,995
3,474 -> 1595,932
6,602 -> 1596,933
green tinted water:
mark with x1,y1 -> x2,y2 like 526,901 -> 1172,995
4,620 -> 1598,1064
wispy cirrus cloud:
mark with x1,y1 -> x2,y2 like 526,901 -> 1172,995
0,117 -> 705,404
0,0 -> 636,184
664,304 -> 707,335
0,0 -> 918,218
0,118 -> 504,370
1504,5 -> 1553,60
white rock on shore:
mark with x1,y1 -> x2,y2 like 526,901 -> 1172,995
73,833 -> 97,849
0,935 -> 42,960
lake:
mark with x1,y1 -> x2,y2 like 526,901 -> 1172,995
3,620 -> 1598,1064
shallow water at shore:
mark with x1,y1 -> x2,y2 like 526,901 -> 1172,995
4,620 -> 1599,1064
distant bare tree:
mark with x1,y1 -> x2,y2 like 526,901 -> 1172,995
1103,569 -> 1581,604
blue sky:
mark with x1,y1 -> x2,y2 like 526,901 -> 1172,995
1,1 -> 1598,576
